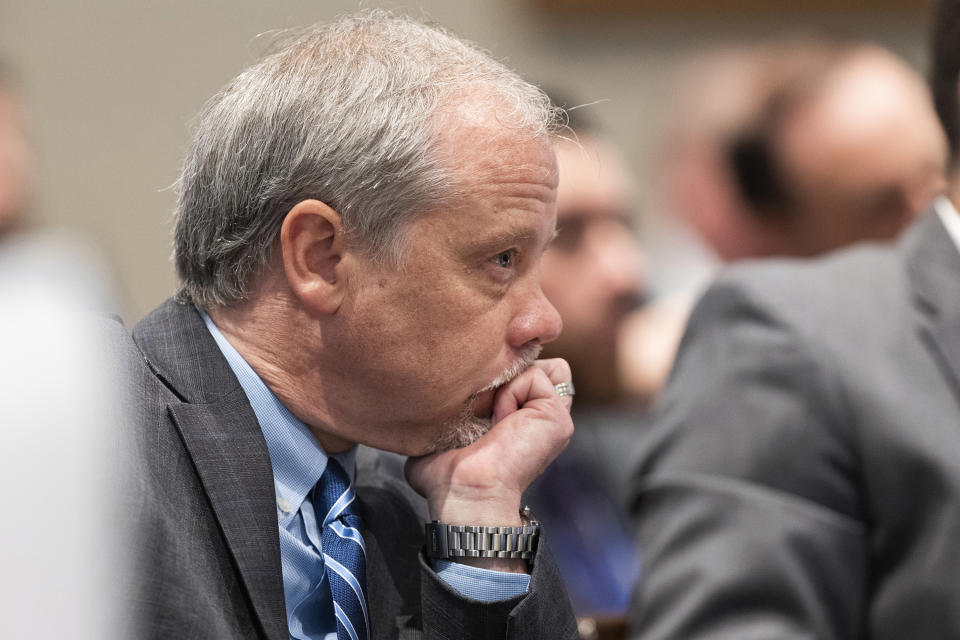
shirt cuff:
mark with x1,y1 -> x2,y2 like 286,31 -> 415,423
434,559 -> 531,602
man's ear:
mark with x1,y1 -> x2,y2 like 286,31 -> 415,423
280,199 -> 349,315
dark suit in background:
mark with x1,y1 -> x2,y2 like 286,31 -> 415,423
629,209 -> 960,639
527,407 -> 641,618
124,299 -> 576,640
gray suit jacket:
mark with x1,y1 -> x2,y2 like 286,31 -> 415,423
629,210 -> 960,639
120,299 -> 577,640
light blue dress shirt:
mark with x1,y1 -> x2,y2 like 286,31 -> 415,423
202,313 -> 530,640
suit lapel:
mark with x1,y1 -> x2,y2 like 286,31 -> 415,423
134,300 -> 287,640
168,398 -> 287,640
906,208 -> 960,405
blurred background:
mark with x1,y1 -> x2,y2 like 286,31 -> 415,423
0,2 -> 943,638
0,0 -> 935,322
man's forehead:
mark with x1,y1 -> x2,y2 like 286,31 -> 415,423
411,176 -> 558,255
434,98 -> 559,190
451,133 -> 558,190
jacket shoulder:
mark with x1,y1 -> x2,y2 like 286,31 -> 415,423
697,241 -> 907,352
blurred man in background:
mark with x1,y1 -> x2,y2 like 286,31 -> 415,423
629,2 -> 960,637
530,101 -> 646,639
0,63 -> 34,237
665,41 -> 947,260
726,43 -> 947,256
0,62 -> 117,308
0,61 -> 125,639
622,40 -> 949,401
540,108 -> 647,406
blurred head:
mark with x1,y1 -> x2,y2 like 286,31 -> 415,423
666,41 -> 948,261
733,45 -> 947,256
539,133 -> 645,403
659,48 -> 767,261
0,64 -> 34,238
177,11 -> 565,454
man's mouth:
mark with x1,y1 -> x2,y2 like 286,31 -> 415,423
468,344 -> 543,419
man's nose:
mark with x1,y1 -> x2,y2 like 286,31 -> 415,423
509,285 -> 563,349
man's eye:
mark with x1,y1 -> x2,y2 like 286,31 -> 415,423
492,250 -> 515,269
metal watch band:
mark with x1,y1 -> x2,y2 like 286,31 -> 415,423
425,520 -> 540,560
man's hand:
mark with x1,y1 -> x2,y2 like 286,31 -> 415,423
405,358 -> 574,573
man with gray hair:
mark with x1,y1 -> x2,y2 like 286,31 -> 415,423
123,11 -> 578,640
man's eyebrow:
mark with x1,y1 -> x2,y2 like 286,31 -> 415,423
475,227 -> 538,247
465,226 -> 553,258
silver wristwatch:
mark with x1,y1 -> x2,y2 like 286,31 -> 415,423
425,506 -> 540,561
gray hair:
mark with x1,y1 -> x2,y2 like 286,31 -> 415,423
174,9 -> 564,307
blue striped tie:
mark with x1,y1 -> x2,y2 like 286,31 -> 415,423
315,459 -> 370,640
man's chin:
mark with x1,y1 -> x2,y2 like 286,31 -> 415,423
428,349 -> 540,453
430,412 -> 493,453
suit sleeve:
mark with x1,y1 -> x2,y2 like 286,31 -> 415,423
417,539 -> 579,640
356,452 -> 579,640
628,276 -> 867,640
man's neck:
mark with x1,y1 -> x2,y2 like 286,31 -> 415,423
207,295 -> 355,455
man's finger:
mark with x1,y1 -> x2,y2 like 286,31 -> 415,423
491,365 -> 567,424
531,358 -> 574,412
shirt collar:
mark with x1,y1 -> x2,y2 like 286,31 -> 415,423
934,196 -> 960,257
201,310 -> 356,524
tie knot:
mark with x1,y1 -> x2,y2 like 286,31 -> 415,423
316,458 -> 357,527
